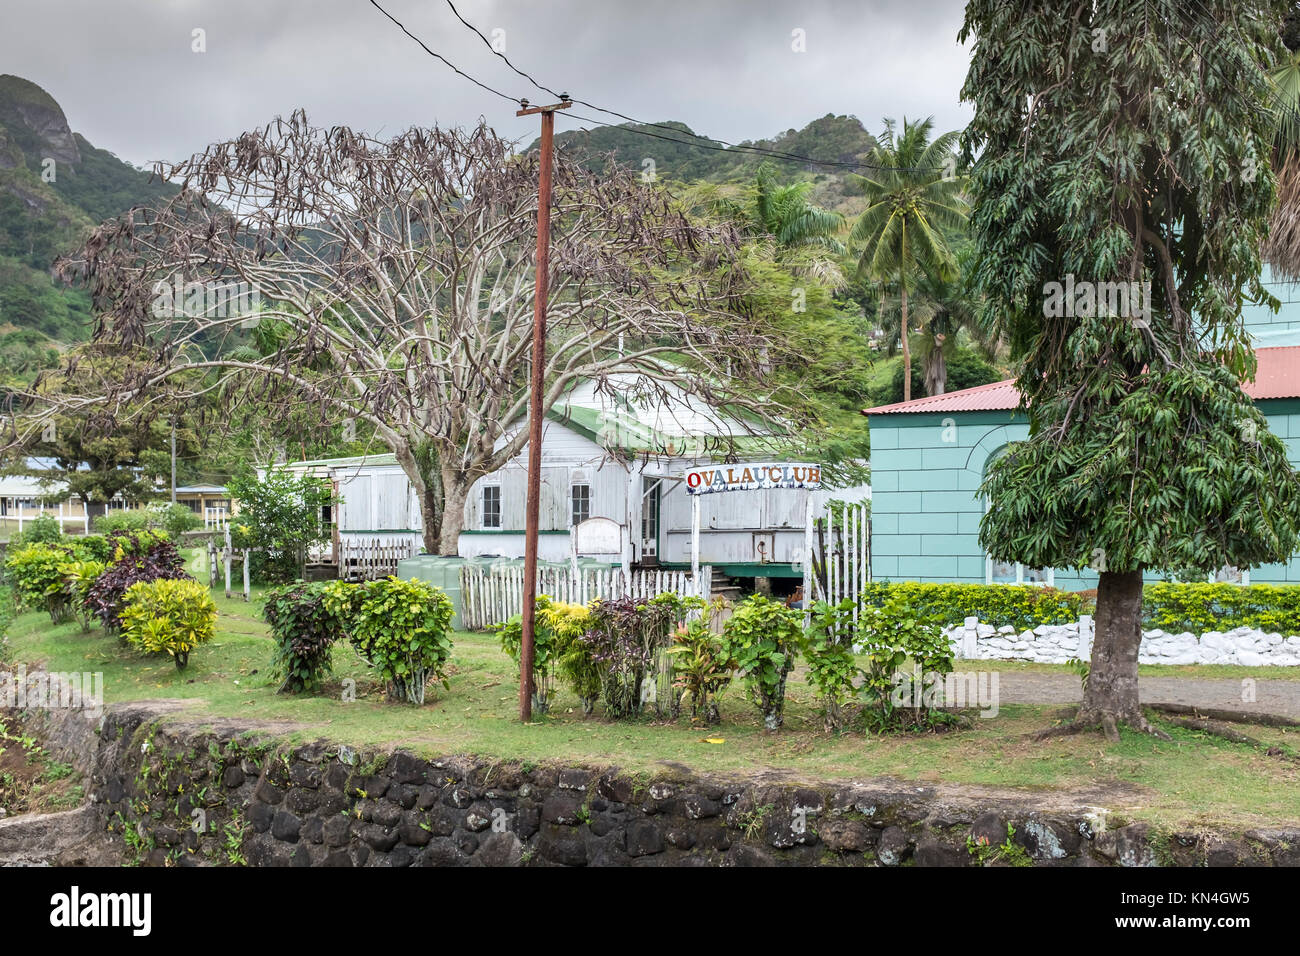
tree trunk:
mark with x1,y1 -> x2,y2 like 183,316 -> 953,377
1076,568 -> 1154,739
394,441 -> 447,555
927,344 -> 946,396
900,285 -> 912,403
437,471 -> 471,556
419,484 -> 440,554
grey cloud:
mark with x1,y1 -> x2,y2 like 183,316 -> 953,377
1,0 -> 973,167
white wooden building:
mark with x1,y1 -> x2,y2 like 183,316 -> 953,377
286,376 -> 868,586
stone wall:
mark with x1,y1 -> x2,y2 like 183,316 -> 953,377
4,694 -> 1284,867
945,616 -> 1300,666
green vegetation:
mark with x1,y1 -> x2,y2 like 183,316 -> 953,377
321,576 -> 455,705
494,595 -> 596,714
0,713 -> 84,816
227,466 -> 336,584
850,116 -> 968,403
538,113 -> 875,190
5,587 -> 1298,829
262,581 -> 351,694
967,823 -> 1032,867
962,0 -> 1299,735
719,595 -> 803,730
0,75 -> 173,383
1142,582 -> 1300,634
861,582 -> 1088,630
119,577 -> 217,670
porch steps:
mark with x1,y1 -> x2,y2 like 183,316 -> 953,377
709,568 -> 742,601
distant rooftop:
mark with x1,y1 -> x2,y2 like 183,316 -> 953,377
864,343 -> 1300,416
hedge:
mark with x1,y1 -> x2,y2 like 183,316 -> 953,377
862,580 -> 1300,636
860,582 -> 1087,631
1141,582 -> 1300,635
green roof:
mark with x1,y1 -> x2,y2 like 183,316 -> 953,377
286,453 -> 399,469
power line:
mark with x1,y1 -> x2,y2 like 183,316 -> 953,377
367,0 -> 522,106
434,0 -> 947,174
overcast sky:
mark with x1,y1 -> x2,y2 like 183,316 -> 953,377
2,0 -> 974,169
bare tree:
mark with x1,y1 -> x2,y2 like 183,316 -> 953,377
42,113 -> 803,553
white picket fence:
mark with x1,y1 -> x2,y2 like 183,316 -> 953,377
338,536 -> 419,581
806,499 -> 871,622
458,564 -> 712,631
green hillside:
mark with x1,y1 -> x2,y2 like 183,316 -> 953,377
0,75 -> 174,382
536,113 -> 876,215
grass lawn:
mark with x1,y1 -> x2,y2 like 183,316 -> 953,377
4,583 -> 1300,830
996,658 -> 1300,682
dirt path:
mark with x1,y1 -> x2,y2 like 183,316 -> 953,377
998,672 -> 1300,719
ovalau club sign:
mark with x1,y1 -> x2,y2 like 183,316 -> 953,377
684,462 -> 822,496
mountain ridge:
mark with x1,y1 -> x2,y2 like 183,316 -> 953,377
0,75 -> 175,382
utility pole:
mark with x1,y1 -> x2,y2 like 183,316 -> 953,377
516,95 -> 571,723
170,419 -> 177,504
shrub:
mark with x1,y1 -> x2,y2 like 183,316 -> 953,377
4,543 -> 74,623
494,596 -> 593,714
1142,581 -> 1300,634
861,581 -> 1087,631
105,528 -> 172,559
120,578 -> 217,670
94,505 -> 202,539
227,467 -> 335,584
861,580 -> 1300,637
71,534 -> 115,563
664,604 -> 732,724
93,509 -> 152,535
580,595 -> 694,719
856,602 -> 956,732
0,568 -> 15,653
324,577 -> 454,704
84,534 -> 189,631
58,558 -> 107,632
146,502 -> 204,539
718,595 -> 802,731
9,513 -> 63,547
262,582 -> 350,694
800,598 -> 863,732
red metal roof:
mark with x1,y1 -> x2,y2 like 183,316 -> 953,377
863,345 -> 1300,415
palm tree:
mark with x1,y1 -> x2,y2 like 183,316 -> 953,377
1265,35 -> 1300,279
695,163 -> 847,287
851,117 -> 967,401
748,163 -> 846,252
876,259 -> 998,396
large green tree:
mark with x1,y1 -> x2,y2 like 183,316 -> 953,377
961,0 -> 1300,738
851,117 -> 967,402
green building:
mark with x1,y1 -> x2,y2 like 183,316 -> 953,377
865,329 -> 1300,589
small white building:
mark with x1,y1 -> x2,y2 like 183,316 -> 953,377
287,377 -> 867,589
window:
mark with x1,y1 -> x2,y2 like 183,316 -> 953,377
1210,565 -> 1249,585
641,477 -> 661,557
481,485 -> 501,529
987,558 -> 1053,586
571,483 -> 591,527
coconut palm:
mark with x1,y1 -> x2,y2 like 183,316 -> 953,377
693,163 -> 847,287
851,117 -> 968,401
1265,38 -> 1300,279
876,258 -> 999,396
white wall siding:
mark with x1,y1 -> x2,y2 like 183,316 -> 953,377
334,467 -> 417,532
